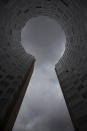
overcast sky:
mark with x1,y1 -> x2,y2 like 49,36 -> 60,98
13,16 -> 74,131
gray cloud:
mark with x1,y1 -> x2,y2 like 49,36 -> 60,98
13,16 -> 74,131
21,16 -> 66,65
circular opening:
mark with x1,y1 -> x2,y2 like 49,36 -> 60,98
21,16 -> 66,65
13,16 -> 74,131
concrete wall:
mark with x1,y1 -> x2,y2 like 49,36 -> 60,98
0,0 -> 87,130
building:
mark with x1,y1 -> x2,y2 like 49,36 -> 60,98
0,0 -> 87,130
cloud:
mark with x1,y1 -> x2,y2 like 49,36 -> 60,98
13,16 -> 74,131
14,111 -> 73,131
21,16 -> 66,65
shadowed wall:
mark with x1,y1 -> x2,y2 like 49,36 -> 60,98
0,0 -> 87,130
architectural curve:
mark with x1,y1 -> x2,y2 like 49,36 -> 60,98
0,0 -> 87,130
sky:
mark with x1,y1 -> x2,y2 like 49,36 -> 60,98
13,16 -> 74,131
